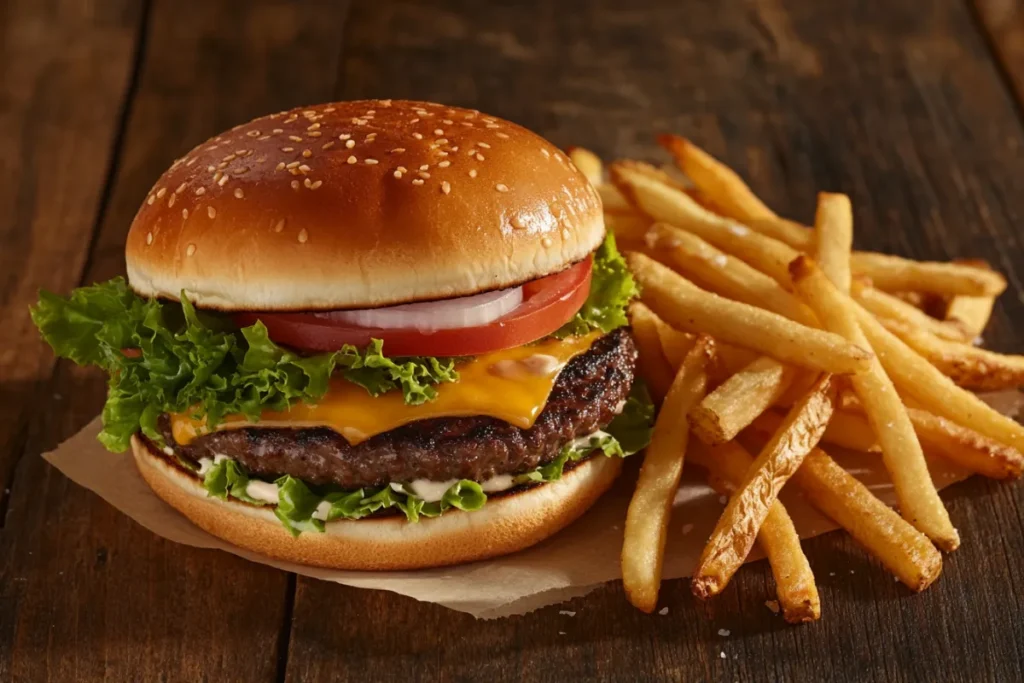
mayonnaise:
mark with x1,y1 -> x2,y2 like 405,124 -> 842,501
312,500 -> 332,521
245,480 -> 280,504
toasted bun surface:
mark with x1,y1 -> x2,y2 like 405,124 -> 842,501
125,100 -> 604,310
131,435 -> 620,570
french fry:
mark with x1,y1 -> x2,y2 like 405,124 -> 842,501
878,319 -> 1024,391
851,305 -> 1024,451
747,413 -> 943,590
648,223 -> 816,326
599,183 -> 634,214
611,165 -> 799,285
567,146 -> 603,186
622,338 -> 715,612
852,282 -> 968,342
689,440 -> 820,622
628,303 -> 675,403
944,259 -> 997,340
849,252 -> 1007,298
790,256 -> 959,550
692,375 -> 836,598
627,253 -> 873,374
604,212 -> 652,244
840,397 -> 1024,479
814,193 -> 853,293
819,411 -> 881,453
690,357 -> 796,444
657,135 -> 777,223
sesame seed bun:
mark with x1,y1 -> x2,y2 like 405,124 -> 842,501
131,435 -> 621,570
125,100 -> 604,310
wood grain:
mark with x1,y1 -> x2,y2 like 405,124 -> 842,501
0,0 -> 142,503
287,1 -> 1024,681
0,1 -> 350,681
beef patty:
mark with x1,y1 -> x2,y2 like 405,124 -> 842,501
159,328 -> 637,489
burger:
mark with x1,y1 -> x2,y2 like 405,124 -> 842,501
32,100 -> 651,570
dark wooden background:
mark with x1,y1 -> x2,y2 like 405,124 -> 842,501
2,1 -> 1023,681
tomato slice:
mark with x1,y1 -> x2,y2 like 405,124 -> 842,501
234,257 -> 593,356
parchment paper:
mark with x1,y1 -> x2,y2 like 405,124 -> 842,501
43,391 -> 1022,618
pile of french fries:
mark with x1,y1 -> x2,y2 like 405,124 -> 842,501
568,139 -> 1024,623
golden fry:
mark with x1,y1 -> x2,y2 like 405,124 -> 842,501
567,146 -> 603,186
622,338 -> 715,612
853,282 -> 968,342
849,252 -> 1007,298
599,183 -> 634,214
853,306 -> 1024,451
689,441 -> 820,622
790,256 -> 959,550
604,212 -> 652,244
691,375 -> 836,598
628,303 -> 675,403
690,357 -> 796,445
879,319 -> 1024,392
627,253 -> 873,374
944,259 -> 997,339
814,193 -> 854,293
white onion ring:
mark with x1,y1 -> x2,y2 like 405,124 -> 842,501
320,286 -> 524,331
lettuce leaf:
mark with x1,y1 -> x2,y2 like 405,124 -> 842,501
194,385 -> 654,536
31,279 -> 459,452
557,232 -> 640,337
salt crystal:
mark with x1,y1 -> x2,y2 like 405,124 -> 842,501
712,254 -> 728,268
727,223 -> 749,236
658,607 -> 669,615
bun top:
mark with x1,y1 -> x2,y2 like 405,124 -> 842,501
125,100 -> 604,310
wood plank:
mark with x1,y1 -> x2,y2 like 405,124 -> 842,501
0,1 -> 351,681
285,1 -> 1024,681
972,0 -> 1024,112
0,0 -> 142,499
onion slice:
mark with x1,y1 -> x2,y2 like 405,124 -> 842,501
320,286 -> 524,331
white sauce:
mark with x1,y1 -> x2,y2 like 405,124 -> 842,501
480,474 -> 514,493
312,500 -> 332,521
406,478 -> 460,503
571,430 -> 611,450
197,457 -> 214,476
245,480 -> 280,504
162,446 -> 175,456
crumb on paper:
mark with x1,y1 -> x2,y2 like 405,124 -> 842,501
717,628 -> 730,637
720,651 -> 727,659
765,600 -> 780,615
658,607 -> 669,615
559,610 -> 576,617
682,523 -> 695,535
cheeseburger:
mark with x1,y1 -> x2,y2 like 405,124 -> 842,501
33,100 -> 651,570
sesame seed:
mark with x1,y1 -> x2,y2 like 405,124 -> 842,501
308,122 -> 321,131
222,154 -> 236,162
146,232 -> 153,245
213,171 -> 223,182
302,149 -> 312,158
419,171 -> 430,178
393,170 -> 403,178
291,180 -> 300,190
156,187 -> 167,198
276,162 -> 286,171
411,178 -> 425,186
441,181 -> 451,194
217,162 -> 229,170
235,149 -> 247,155
434,128 -> 444,135
310,180 -> 322,190
390,147 -> 406,153
438,160 -> 451,167
339,133 -> 351,140
540,148 -> 551,158
410,118 -> 420,124
168,194 -> 176,208
218,175 -> 229,186
478,142 -> 491,149
274,219 -> 286,232
365,158 -> 378,165
282,147 -> 294,152
298,164 -> 311,172
437,151 -> 449,157
347,156 -> 357,164
397,166 -> 408,173
307,131 -> 322,137
303,109 -> 316,116
412,132 -> 423,140
286,161 -> 300,169
442,119 -> 453,125
207,206 -> 216,218
187,243 -> 197,256
542,236 -> 553,247
496,183 -> 509,192
345,139 -> 355,149
461,121 -> 473,127
183,208 -> 190,219
450,146 -> 459,152
436,138 -> 448,145
476,153 -> 485,161
419,164 -> 430,171
322,141 -> 335,150
258,135 -> 271,141
207,165 -> 216,172
234,188 -> 244,199
273,128 -> 284,134
176,183 -> 187,194
288,135 -> 303,142
468,169 -> 478,178
324,107 -> 336,112
365,133 -> 378,140
147,194 -> 155,205
486,123 -> 499,129
195,187 -> 206,196
304,178 -> 312,188
297,229 -> 308,243
185,158 -> 197,166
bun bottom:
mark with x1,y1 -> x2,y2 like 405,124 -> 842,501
131,435 -> 622,570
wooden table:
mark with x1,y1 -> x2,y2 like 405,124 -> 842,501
3,1 -> 1023,681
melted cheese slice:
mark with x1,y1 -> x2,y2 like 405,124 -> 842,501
170,332 -> 601,447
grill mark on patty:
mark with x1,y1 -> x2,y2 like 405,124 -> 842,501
159,328 -> 637,489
